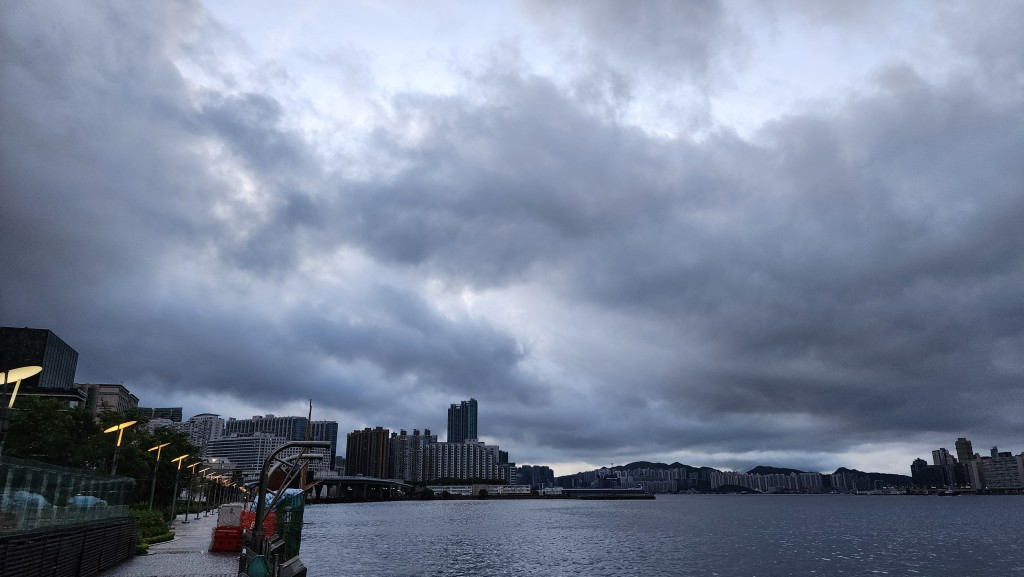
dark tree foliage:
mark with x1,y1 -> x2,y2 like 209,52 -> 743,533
5,397 -> 104,468
4,399 -> 200,508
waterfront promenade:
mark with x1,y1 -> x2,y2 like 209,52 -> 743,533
99,512 -> 239,577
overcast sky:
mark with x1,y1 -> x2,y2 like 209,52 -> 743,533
2,0 -> 1022,476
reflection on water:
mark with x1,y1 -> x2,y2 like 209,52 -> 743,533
301,495 -> 1024,577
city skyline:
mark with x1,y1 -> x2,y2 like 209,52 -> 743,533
2,324 -> 1021,478
2,2 -> 1022,477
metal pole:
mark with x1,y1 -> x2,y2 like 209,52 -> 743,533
148,457 -> 160,510
170,472 -> 181,522
111,444 -> 120,476
183,469 -> 193,524
168,455 -> 188,523
195,473 -> 203,519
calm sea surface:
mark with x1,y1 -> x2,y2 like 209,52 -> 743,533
300,495 -> 1024,577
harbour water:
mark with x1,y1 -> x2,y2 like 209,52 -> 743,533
301,494 -> 1024,577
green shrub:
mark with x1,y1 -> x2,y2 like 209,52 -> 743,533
143,531 -> 175,545
130,508 -> 170,540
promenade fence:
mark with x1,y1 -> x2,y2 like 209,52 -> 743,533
0,456 -> 131,534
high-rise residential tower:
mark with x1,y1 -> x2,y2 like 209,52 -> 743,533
188,413 -> 225,457
447,398 -> 478,443
345,426 -> 390,478
955,437 -> 975,462
931,447 -> 955,466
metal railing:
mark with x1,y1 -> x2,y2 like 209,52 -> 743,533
0,456 -> 131,534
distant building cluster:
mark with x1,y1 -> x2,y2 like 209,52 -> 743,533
555,464 -> 903,494
911,437 -> 1024,492
7,327 -> 1021,492
0,327 -> 339,485
345,398 -> 522,485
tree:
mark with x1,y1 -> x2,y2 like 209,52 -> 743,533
4,400 -> 201,509
4,397 -> 104,468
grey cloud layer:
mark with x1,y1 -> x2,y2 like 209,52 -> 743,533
2,1 -> 1021,472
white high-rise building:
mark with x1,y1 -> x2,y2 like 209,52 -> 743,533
423,440 -> 504,482
187,413 -> 224,457
205,433 -> 332,483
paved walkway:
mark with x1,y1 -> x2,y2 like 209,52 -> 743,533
99,510 -> 241,577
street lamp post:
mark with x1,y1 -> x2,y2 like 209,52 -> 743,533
169,454 -> 189,522
208,475 -> 220,508
147,442 -> 170,510
183,462 -> 199,524
195,467 -> 210,519
0,366 -> 42,456
103,420 -> 138,476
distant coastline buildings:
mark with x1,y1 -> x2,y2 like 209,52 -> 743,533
347,397 -> 518,484
4,327 -> 1022,493
911,437 -> 1024,492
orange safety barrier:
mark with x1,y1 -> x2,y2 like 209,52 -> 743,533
239,510 -> 277,538
209,526 -> 243,552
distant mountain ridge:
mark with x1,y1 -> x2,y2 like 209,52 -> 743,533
594,461 -> 911,485
746,465 -> 806,475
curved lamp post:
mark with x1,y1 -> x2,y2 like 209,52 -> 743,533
104,420 -> 137,476
147,442 -> 170,510
244,440 -> 330,572
169,454 -> 189,521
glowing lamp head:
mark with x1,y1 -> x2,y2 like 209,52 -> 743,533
148,442 -> 170,459
2,365 -> 42,408
103,420 -> 138,446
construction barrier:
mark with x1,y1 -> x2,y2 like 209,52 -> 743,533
209,525 -> 243,553
240,510 -> 276,538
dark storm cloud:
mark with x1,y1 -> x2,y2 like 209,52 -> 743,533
2,1 -> 1021,472
0,1 -> 544,429
314,40 -> 1023,462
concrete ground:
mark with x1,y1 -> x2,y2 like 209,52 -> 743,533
99,510 -> 241,577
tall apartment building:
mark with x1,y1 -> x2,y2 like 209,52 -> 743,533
955,437 -> 975,463
225,414 -> 339,462
980,448 -> 1024,489
388,428 -> 437,482
931,447 -> 955,466
346,427 -> 390,478
226,414 -> 307,441
78,383 -> 139,414
205,433 -> 290,484
518,465 -> 555,489
139,407 -> 183,422
423,440 -> 504,482
0,327 -> 86,405
310,420 -> 340,463
188,413 -> 225,457
447,398 -> 478,443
